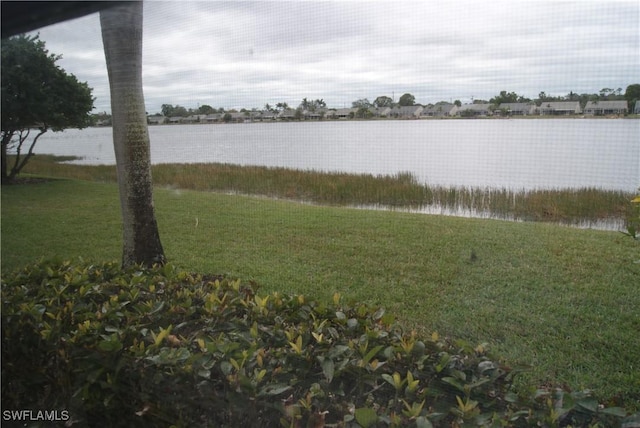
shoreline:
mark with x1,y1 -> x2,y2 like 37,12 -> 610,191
18,155 -> 636,231
128,114 -> 640,127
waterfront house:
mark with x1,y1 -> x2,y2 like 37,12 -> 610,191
537,101 -> 581,115
244,111 -> 261,122
388,105 -> 424,118
147,115 -> 166,125
496,103 -> 535,116
278,109 -> 297,120
583,100 -> 628,115
204,113 -> 222,122
182,114 -> 207,123
421,103 -> 455,117
230,112 -> 248,122
304,108 -> 328,120
452,103 -> 492,117
328,108 -> 358,119
373,107 -> 392,117
259,111 -> 278,121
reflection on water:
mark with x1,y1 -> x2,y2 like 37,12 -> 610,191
352,203 -> 626,231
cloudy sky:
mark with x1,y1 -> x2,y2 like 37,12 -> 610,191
28,0 -> 639,114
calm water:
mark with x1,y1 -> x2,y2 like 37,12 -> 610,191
32,119 -> 639,192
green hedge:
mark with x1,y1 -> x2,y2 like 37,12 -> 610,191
1,260 -> 634,427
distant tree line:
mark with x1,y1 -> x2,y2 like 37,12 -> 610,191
488,87 -> 634,108
143,85 -> 639,119
88,85 -> 640,125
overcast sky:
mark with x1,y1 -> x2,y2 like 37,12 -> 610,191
28,0 -> 639,114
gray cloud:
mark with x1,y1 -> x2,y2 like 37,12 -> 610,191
27,1 -> 639,113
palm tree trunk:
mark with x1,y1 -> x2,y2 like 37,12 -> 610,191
100,1 -> 165,267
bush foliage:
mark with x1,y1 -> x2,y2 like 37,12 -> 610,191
1,260 -> 633,427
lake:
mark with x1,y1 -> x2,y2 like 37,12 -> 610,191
31,119 -> 639,192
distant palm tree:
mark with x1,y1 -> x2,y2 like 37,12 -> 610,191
100,1 -> 165,267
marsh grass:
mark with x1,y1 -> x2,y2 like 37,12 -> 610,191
18,155 -> 633,226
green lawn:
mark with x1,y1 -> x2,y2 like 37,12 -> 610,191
2,178 -> 639,409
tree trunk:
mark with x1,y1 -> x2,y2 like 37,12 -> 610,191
1,132 -> 12,184
100,1 -> 165,268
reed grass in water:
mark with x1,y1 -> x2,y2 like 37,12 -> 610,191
19,155 -> 634,226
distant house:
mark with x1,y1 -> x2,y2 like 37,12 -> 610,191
259,111 -> 278,121
147,115 -> 165,125
229,112 -> 247,122
204,113 -> 222,123
243,111 -> 262,122
583,100 -> 628,115
452,103 -> 492,117
421,103 -> 455,117
388,105 -> 424,118
635,101 -> 640,115
496,103 -> 535,116
330,108 -> 358,119
537,101 -> 581,115
278,109 -> 297,120
373,106 -> 392,117
182,114 -> 207,123
304,108 -> 328,120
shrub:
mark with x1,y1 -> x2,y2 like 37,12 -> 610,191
1,260 -> 633,427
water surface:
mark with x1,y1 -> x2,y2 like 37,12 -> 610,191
32,119 -> 639,192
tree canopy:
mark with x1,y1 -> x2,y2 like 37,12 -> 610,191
625,84 -> 640,111
373,96 -> 393,108
298,98 -> 326,112
198,104 -> 215,115
398,93 -> 415,106
1,34 -> 94,182
161,104 -> 189,117
351,98 -> 372,109
489,90 -> 531,105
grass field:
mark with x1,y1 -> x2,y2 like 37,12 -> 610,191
2,177 -> 639,409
